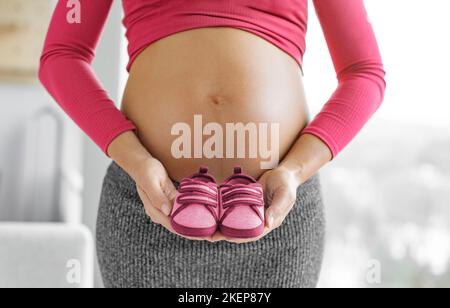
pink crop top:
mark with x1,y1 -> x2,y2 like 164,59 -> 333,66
39,0 -> 386,158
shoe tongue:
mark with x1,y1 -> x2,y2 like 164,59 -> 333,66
191,166 -> 216,183
226,167 -> 257,184
192,173 -> 215,183
228,174 -> 257,184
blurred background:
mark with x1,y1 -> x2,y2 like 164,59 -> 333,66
0,0 -> 449,288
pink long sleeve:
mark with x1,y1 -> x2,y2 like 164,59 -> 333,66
301,0 -> 386,157
39,0 -> 136,155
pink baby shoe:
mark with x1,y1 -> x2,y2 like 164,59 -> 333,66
170,167 -> 219,237
219,167 -> 265,238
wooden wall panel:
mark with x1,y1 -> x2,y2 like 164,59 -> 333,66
0,0 -> 53,82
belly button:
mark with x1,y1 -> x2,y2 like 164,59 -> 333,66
209,95 -> 227,107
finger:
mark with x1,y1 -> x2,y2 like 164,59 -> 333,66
162,177 -> 178,205
211,231 -> 226,242
146,201 -> 168,226
144,203 -> 176,234
141,180 -> 172,216
144,205 -> 174,233
137,186 -> 161,224
265,188 -> 295,229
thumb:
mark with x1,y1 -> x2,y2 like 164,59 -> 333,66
143,180 -> 173,216
265,187 -> 293,228
162,177 -> 178,205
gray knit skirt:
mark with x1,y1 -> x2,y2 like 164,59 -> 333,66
96,162 -> 325,288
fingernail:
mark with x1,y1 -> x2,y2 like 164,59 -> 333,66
161,204 -> 171,216
267,214 -> 274,228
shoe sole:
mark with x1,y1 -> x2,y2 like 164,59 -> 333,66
171,218 -> 217,238
220,223 -> 265,239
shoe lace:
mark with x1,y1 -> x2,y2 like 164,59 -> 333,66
219,184 -> 264,224
171,179 -> 219,221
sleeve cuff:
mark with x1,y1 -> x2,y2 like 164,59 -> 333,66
100,121 -> 138,157
301,126 -> 339,159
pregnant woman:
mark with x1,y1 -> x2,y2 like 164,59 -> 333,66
39,0 -> 385,288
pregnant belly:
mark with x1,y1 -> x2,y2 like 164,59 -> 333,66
121,28 -> 309,183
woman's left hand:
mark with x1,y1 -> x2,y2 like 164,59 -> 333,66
217,165 -> 301,244
212,134 -> 331,243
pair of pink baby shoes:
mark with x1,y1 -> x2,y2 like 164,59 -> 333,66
170,167 -> 265,239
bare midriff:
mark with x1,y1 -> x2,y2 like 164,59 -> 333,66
122,28 -> 309,183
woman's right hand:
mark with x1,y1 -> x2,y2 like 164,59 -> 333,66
134,157 -> 220,242
108,131 -> 215,241
134,157 -> 177,229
